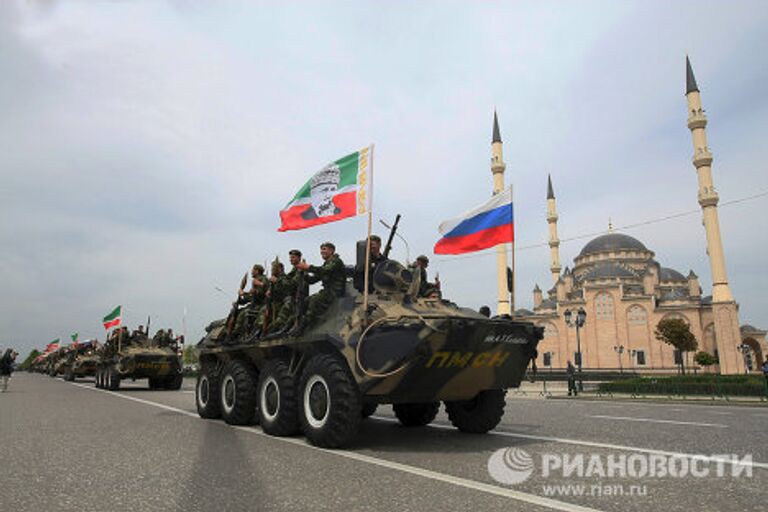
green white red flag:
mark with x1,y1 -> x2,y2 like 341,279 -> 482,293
44,339 -> 60,354
70,332 -> 79,344
278,146 -> 373,232
103,306 -> 122,330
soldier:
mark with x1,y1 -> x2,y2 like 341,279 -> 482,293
291,242 -> 345,336
412,255 -> 441,297
264,250 -> 308,338
259,259 -> 288,336
232,264 -> 267,339
354,235 -> 387,293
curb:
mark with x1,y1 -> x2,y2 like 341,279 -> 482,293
546,394 -> 768,407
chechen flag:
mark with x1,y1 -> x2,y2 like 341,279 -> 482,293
44,339 -> 60,354
278,146 -> 373,232
434,188 -> 514,255
103,306 -> 122,330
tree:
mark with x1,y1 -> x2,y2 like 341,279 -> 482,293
694,351 -> 717,368
19,349 -> 41,371
654,318 -> 698,374
182,345 -> 198,365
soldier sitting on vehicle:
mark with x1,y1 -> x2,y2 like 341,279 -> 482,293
411,255 -> 441,298
291,242 -> 345,336
263,250 -> 308,339
353,235 -> 387,293
232,264 -> 267,338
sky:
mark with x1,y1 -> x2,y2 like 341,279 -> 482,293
2,0 -> 767,357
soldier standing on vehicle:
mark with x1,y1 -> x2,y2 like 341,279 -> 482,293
260,259 -> 288,335
291,242 -> 345,336
354,235 -> 387,293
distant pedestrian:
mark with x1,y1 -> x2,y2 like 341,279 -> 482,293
762,356 -> 768,393
1,349 -> 18,392
566,360 -> 578,397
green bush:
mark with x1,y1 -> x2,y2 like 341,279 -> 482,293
598,375 -> 767,397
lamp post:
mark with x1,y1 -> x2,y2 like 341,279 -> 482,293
613,345 -> 625,374
564,307 -> 587,391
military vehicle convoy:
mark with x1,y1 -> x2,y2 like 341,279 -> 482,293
196,248 -> 542,448
95,330 -> 183,391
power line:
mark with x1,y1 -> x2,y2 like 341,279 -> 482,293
434,188 -> 768,263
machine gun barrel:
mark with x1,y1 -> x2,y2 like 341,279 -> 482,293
382,214 -> 401,259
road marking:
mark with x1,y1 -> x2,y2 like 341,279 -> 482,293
67,382 -> 602,512
370,416 -> 767,470
588,415 -> 727,428
706,411 -> 733,416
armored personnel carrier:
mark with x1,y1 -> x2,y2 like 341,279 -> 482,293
59,342 -> 99,381
95,330 -> 183,391
196,246 -> 542,448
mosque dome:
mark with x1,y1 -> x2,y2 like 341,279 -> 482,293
659,267 -> 687,282
578,233 -> 648,257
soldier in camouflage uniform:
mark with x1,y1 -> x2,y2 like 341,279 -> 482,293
263,249 -> 308,338
259,259 -> 287,334
232,264 -> 267,337
292,242 -> 345,336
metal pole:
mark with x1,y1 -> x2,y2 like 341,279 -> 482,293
576,324 -> 583,391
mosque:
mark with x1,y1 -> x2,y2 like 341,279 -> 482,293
489,58 -> 766,374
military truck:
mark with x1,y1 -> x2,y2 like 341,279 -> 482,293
95,330 -> 183,391
196,246 -> 542,449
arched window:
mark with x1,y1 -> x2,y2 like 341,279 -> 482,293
542,322 -> 559,338
627,305 -> 647,325
595,292 -> 614,320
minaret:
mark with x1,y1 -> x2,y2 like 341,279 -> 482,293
491,111 -> 511,316
546,174 -> 562,283
685,56 -> 742,374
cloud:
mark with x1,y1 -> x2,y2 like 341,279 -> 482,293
1,0 -> 767,356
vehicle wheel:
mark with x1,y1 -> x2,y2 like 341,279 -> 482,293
299,353 -> 361,448
165,372 -> 183,391
148,377 -> 162,390
95,369 -> 102,388
361,403 -> 378,418
196,366 -> 221,419
393,402 -> 440,427
107,367 -> 121,391
65,369 -> 75,382
220,360 -> 259,425
257,359 -> 299,436
445,389 -> 506,433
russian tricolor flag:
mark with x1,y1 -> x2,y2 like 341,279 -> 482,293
434,188 -> 514,255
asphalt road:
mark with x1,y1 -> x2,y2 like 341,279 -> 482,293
1,373 -> 766,512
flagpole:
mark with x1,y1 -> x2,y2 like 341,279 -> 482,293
511,185 -> 516,314
362,144 -> 374,318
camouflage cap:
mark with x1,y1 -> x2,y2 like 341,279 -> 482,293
321,242 -> 336,251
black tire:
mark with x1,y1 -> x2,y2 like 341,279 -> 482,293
445,389 -> 506,433
95,369 -> 102,388
361,403 -> 378,418
164,372 -> 183,391
299,353 -> 361,448
64,369 -> 75,382
257,359 -> 299,436
196,366 -> 221,419
393,402 -> 440,427
106,367 -> 121,391
220,360 -> 259,425
148,377 -> 162,390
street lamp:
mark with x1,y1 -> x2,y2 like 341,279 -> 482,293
613,345 -> 625,373
564,307 -> 587,391
737,343 -> 751,374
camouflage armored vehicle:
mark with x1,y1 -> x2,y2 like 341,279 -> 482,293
196,244 -> 542,448
59,342 -> 99,381
46,348 -> 67,377
95,329 -> 183,391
